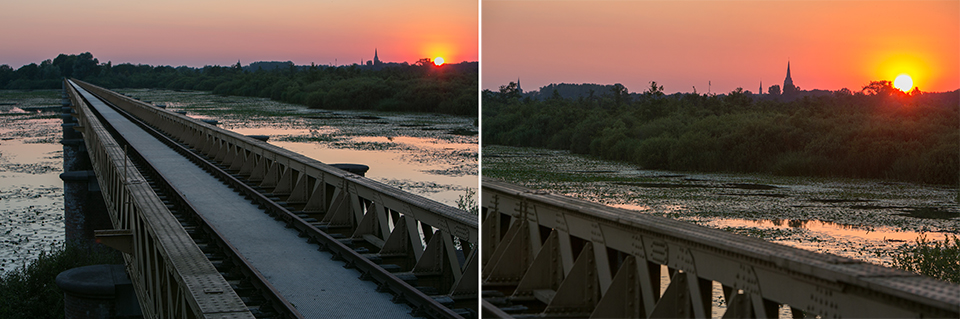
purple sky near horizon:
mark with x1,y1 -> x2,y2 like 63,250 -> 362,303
483,0 -> 959,94
0,0 -> 478,69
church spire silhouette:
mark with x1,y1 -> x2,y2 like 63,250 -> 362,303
783,61 -> 797,95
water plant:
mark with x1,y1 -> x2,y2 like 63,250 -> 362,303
891,234 -> 960,283
457,188 -> 478,215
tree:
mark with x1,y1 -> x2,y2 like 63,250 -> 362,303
862,80 -> 895,96
71,52 -> 99,79
415,58 -> 433,67
768,84 -> 781,96
644,81 -> 664,97
612,83 -> 630,105
908,87 -> 922,96
498,81 -> 521,100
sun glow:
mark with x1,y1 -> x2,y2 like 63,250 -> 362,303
433,57 -> 444,66
893,74 -> 914,92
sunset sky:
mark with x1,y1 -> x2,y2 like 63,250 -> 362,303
483,0 -> 959,94
0,0 -> 478,68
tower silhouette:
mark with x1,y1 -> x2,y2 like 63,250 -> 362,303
783,61 -> 797,95
373,49 -> 382,66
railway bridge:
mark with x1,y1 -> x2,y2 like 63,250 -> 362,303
61,79 -> 478,318
480,178 -> 959,318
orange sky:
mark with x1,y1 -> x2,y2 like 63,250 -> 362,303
0,0 -> 478,68
483,0 -> 959,94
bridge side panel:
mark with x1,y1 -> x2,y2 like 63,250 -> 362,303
66,80 -> 255,319
73,79 -> 480,311
480,178 -> 960,318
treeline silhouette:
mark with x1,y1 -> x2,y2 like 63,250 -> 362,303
0,52 -> 477,116
484,81 -> 959,185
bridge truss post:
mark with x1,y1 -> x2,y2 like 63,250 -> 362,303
481,178 -> 959,318
61,86 -> 111,245
64,80 -> 256,318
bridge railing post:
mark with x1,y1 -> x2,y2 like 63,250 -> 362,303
71,79 -> 480,315
64,79 -> 255,319
481,177 -> 959,318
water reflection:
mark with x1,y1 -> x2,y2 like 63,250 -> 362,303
708,218 -> 949,242
230,126 -> 335,137
352,136 -> 476,152
270,140 -> 476,206
0,107 -> 65,272
132,88 -> 480,208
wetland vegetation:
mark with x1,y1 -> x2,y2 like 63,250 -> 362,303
483,145 -> 959,282
0,90 -> 65,272
0,52 -> 478,116
484,81 -> 958,185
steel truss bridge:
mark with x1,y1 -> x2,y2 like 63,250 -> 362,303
481,178 -> 959,318
63,79 -> 478,318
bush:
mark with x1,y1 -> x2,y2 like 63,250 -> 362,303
482,85 -> 959,185
0,242 -> 123,318
891,234 -> 960,284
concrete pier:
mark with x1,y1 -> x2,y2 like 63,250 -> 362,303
61,89 -> 111,245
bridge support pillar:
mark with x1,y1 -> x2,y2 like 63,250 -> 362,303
60,171 -> 112,245
61,95 -> 112,245
55,264 -> 142,319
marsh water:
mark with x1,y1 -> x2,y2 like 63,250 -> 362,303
483,145 -> 959,267
0,89 -> 477,272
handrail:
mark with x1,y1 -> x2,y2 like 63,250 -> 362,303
481,177 -> 959,318
65,79 -> 255,318
73,80 -> 476,244
72,79 -> 478,315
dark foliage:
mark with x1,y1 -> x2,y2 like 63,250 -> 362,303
484,82 -> 959,185
0,242 -> 123,319
0,53 -> 477,116
892,234 -> 960,283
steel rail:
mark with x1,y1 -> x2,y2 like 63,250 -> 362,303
74,80 -> 472,318
481,177 -> 960,318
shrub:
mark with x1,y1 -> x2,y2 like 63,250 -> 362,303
0,242 -> 123,318
891,234 -> 960,284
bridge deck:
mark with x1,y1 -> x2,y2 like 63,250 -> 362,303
74,83 -> 414,318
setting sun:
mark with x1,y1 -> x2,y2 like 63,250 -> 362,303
893,74 -> 914,92
433,57 -> 444,66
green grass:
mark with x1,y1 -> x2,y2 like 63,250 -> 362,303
0,241 -> 124,319
891,234 -> 960,284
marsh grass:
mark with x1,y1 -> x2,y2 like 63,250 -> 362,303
892,234 -> 960,283
0,241 -> 123,319
457,188 -> 478,215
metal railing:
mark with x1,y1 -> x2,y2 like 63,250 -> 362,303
481,177 -> 959,318
65,80 -> 255,318
72,80 -> 479,316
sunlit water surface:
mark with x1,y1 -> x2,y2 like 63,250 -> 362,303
0,92 -> 65,272
0,89 -> 477,272
484,145 -> 959,267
